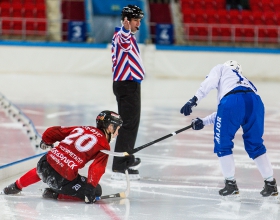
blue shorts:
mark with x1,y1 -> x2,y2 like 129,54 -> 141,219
214,87 -> 266,159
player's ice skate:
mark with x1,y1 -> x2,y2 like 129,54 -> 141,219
3,182 -> 21,195
219,179 -> 240,201
260,178 -> 279,203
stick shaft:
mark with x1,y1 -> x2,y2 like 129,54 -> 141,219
131,124 -> 192,154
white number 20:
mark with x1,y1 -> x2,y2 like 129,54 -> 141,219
61,128 -> 97,152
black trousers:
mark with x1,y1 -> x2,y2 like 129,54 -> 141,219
112,81 -> 141,171
37,155 -> 102,200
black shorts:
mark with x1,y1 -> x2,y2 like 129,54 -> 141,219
37,154 -> 102,200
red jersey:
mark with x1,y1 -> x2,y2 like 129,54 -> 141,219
42,126 -> 110,187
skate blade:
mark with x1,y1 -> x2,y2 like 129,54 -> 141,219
221,193 -> 241,202
0,190 -> 22,196
262,195 -> 280,204
111,172 -> 140,181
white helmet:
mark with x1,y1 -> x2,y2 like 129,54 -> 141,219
224,60 -> 242,74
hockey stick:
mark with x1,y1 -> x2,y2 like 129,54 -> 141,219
96,169 -> 130,201
101,124 -> 192,156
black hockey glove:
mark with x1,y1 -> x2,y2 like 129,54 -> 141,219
119,155 -> 135,169
191,118 -> 204,130
180,96 -> 198,116
84,183 -> 96,204
39,140 -> 54,150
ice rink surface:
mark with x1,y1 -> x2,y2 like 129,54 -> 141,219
0,73 -> 280,220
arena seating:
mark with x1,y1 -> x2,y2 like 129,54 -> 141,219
149,2 -> 172,43
61,0 -> 85,41
0,0 -> 47,37
180,0 -> 280,44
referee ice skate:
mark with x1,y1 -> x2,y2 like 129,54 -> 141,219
182,60 -> 278,198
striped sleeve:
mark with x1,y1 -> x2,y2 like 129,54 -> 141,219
111,26 -> 145,82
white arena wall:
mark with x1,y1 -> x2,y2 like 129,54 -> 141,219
0,44 -> 279,81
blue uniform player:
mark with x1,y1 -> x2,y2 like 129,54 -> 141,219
181,60 -> 278,197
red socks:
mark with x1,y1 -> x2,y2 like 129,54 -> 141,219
16,168 -> 41,190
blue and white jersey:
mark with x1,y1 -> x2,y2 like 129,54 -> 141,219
195,64 -> 257,105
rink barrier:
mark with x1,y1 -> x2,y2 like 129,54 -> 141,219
0,92 -> 44,179
0,153 -> 45,180
0,42 -> 280,81
0,92 -> 42,150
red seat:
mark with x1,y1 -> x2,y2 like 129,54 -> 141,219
229,10 -> 241,24
257,27 -> 267,43
185,25 -> 197,40
216,0 -> 226,10
11,3 -> 23,17
262,0 -> 274,12
249,0 -> 262,11
234,27 -> 243,42
274,0 -> 280,11
26,20 -> 36,35
182,10 -> 195,23
12,20 -> 23,35
267,29 -> 278,43
263,12 -> 276,25
217,10 -> 230,24
212,26 -> 231,42
204,0 -> 216,10
257,27 -> 278,43
206,10 -> 218,23
243,27 -> 255,42
194,10 -> 207,23
275,12 -> 280,25
1,18 -> 12,34
23,3 -> 35,18
197,26 -> 208,40
0,2 -> 11,17
11,0 -> 23,4
35,0 -> 45,4
252,11 -> 265,25
220,26 -> 231,41
36,19 -> 47,35
193,1 -> 204,9
211,27 -> 221,41
35,3 -> 46,18
24,0 -> 35,3
240,10 -> 253,24
149,3 -> 172,24
181,0 -> 194,10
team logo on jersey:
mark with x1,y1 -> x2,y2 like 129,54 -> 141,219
72,184 -> 81,191
215,116 -> 222,144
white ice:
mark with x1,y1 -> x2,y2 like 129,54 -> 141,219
0,74 -> 280,220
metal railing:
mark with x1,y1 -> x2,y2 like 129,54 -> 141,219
183,23 -> 280,46
149,22 -> 280,47
0,17 -> 48,40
